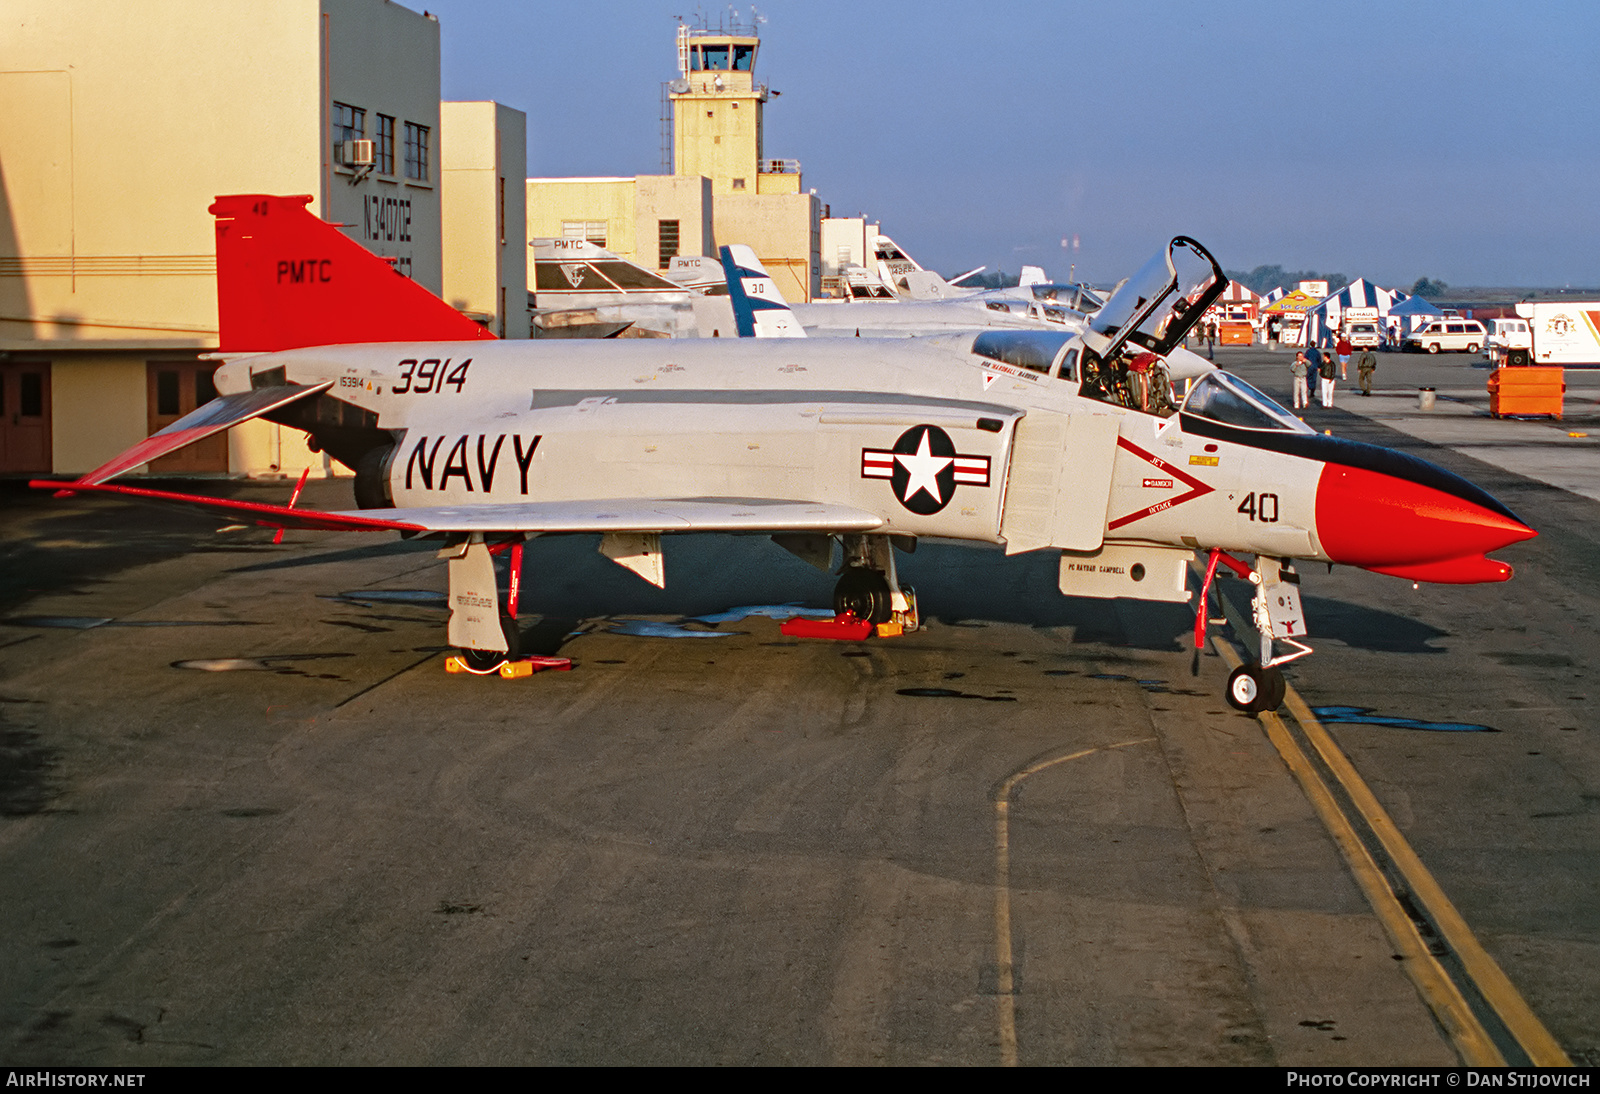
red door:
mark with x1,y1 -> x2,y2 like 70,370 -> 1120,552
147,361 -> 229,473
0,361 -> 52,473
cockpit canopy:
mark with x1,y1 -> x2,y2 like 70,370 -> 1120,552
970,329 -> 1076,375
1086,237 -> 1227,360
1180,372 -> 1312,434
1029,283 -> 1105,312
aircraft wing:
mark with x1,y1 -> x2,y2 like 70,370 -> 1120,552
32,482 -> 885,536
73,382 -> 334,486
348,497 -> 884,534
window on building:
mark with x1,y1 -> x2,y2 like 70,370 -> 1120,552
404,122 -> 431,181
332,102 -> 365,165
731,178 -> 746,190
156,370 -> 182,417
498,177 -> 506,245
561,221 -> 608,247
658,220 -> 680,269
374,114 -> 395,174
195,367 -> 217,407
20,372 -> 43,418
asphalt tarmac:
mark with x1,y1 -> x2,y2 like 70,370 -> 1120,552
1,352 -> 1595,1065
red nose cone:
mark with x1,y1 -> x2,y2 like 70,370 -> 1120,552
1316,464 -> 1535,583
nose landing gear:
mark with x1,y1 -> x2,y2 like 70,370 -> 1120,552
1196,548 -> 1312,714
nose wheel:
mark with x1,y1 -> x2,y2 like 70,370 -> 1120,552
1226,663 -> 1285,714
1196,549 -> 1310,715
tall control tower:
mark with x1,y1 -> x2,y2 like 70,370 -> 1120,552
668,17 -> 801,197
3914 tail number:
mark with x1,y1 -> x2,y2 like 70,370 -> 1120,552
394,357 -> 470,395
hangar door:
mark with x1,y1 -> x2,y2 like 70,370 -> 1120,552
147,361 -> 228,473
0,361 -> 52,473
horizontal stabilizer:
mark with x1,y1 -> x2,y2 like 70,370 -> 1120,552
73,382 -> 333,486
898,270 -> 959,300
30,479 -> 426,533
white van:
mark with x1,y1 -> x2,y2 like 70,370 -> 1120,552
1403,319 -> 1488,354
1345,321 -> 1383,348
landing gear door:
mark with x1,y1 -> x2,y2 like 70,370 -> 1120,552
445,536 -> 508,652
1000,409 -> 1121,554
1259,558 -> 1308,641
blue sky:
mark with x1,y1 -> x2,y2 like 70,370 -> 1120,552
419,0 -> 1599,288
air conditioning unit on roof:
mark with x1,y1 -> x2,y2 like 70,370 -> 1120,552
341,139 -> 375,167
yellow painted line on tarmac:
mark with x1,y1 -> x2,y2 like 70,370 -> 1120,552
993,737 -> 1155,1067
1215,640 -> 1570,1066
1278,684 -> 1572,1067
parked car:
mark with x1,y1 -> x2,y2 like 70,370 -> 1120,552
1403,319 -> 1488,354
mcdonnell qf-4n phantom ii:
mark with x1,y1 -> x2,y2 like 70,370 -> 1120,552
35,195 -> 1536,713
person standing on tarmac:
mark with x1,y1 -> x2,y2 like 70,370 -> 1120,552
1356,346 -> 1378,396
1291,351 -> 1310,409
1318,345 -> 1338,407
1336,332 -> 1353,379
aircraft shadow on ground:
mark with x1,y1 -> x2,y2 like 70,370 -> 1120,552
513,534 -> 1194,652
1298,594 -> 1449,654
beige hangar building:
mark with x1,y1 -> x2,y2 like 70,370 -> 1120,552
0,0 -> 526,479
527,21 -> 822,303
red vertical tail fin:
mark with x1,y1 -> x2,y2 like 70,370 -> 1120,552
210,194 -> 497,351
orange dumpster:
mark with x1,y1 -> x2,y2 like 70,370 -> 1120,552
1488,366 -> 1564,418
1218,320 -> 1254,345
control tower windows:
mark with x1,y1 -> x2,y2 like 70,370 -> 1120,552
688,42 -> 755,72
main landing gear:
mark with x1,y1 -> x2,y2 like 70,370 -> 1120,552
833,535 -> 919,631
1194,548 -> 1311,715
443,533 -> 530,674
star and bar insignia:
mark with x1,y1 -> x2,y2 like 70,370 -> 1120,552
861,425 -> 990,515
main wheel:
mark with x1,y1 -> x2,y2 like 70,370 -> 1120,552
460,614 -> 521,672
1226,664 -> 1285,714
833,567 -> 892,624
